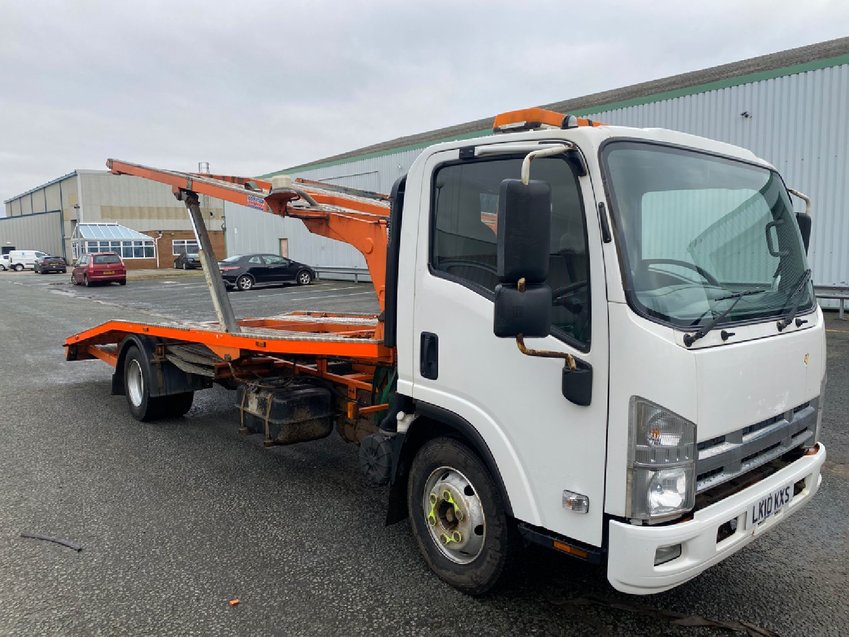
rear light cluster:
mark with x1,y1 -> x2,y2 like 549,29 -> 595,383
220,266 -> 239,272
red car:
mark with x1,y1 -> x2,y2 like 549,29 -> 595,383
71,252 -> 127,286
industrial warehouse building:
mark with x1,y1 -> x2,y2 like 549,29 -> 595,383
2,170 -> 224,268
4,37 -> 848,287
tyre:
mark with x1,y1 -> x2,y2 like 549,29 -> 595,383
161,392 -> 194,417
84,275 -> 90,287
70,274 -> 76,285
236,274 -> 254,291
124,346 -> 158,421
14,264 -> 23,272
123,345 -> 194,421
296,270 -> 312,286
119,279 -> 127,286
407,437 -> 519,595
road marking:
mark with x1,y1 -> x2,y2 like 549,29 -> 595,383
826,329 -> 849,334
255,291 -> 375,302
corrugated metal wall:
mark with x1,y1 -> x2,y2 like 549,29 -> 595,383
3,174 -> 77,258
226,149 -> 419,273
585,64 -> 849,287
0,211 -> 64,256
222,147 -> 419,271
223,201 -> 370,273
296,148 -> 421,194
235,63 -> 849,288
79,171 -> 222,233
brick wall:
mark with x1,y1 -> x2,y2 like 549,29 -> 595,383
142,229 -> 225,269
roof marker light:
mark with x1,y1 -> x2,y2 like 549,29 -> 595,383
492,108 -> 605,133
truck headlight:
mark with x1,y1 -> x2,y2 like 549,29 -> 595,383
627,397 -> 696,522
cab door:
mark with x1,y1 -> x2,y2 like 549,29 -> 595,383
408,146 -> 610,545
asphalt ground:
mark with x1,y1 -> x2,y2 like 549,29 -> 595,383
0,270 -> 847,636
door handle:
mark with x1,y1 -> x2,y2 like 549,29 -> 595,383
420,332 -> 439,380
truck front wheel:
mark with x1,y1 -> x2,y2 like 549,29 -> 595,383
123,346 -> 194,421
407,437 -> 518,595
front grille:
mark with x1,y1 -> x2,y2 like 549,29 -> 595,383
695,400 -> 816,495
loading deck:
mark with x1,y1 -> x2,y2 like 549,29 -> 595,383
65,311 -> 395,366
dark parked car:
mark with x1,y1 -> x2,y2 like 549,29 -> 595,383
218,254 -> 315,291
71,252 -> 127,286
34,255 -> 67,274
174,253 -> 202,269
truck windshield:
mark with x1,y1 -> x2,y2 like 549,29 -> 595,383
601,141 -> 814,329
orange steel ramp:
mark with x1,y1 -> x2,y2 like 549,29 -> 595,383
106,159 -> 391,313
65,312 -> 396,366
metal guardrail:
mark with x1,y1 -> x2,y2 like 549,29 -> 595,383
310,273 -> 848,318
308,274 -> 846,318
815,285 -> 849,320
313,266 -> 371,284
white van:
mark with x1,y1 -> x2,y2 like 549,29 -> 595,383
8,250 -> 48,271
0,254 -> 11,271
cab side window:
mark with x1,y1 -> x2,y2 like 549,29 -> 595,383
431,156 -> 591,348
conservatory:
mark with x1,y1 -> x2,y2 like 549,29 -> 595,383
71,223 -> 156,260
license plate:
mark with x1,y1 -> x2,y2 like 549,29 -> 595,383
103,270 -> 115,275
747,483 -> 792,528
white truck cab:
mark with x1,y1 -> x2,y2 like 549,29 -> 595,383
393,109 -> 826,594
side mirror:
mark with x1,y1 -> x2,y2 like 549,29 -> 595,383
787,188 -> 812,255
491,166 -> 593,407
493,178 -> 552,338
494,284 -> 552,337
795,213 -> 811,254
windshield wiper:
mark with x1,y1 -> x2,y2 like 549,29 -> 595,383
683,288 -> 769,347
776,268 -> 813,332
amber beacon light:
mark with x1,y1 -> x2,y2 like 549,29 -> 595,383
492,107 -> 605,133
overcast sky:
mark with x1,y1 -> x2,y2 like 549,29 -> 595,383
1,0 -> 848,208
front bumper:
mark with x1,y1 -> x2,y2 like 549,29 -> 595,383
607,443 -> 826,594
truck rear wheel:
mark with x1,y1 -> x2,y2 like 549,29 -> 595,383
160,392 -> 194,417
407,437 -> 518,595
123,346 -> 194,421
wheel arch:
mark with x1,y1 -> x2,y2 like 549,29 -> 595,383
111,335 -> 209,398
111,335 -> 157,396
386,400 -> 516,525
